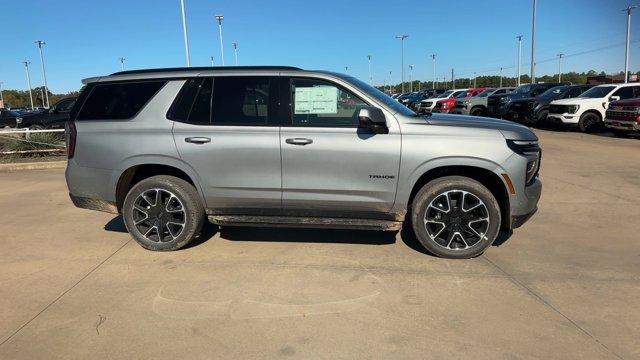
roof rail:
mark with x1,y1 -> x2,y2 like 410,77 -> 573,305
110,66 -> 303,76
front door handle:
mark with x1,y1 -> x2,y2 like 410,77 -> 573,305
285,138 -> 313,146
185,137 -> 211,144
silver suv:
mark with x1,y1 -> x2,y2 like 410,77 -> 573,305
65,66 -> 541,259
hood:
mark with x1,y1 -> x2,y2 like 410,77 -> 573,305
424,113 -> 537,141
609,98 -> 640,107
550,97 -> 599,106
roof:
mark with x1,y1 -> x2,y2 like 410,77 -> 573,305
110,66 -> 302,76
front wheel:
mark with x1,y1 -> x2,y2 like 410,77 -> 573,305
411,176 -> 501,259
123,175 -> 205,251
578,112 -> 602,133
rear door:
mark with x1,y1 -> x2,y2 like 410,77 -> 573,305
279,77 -> 401,218
172,76 -> 282,214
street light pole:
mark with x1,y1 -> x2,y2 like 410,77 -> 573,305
215,14 -> 225,66
499,67 -> 503,87
210,56 -> 215,66
623,5 -> 636,83
34,40 -> 50,108
367,55 -> 372,86
451,68 -> 455,90
557,53 -> 564,82
473,71 -> 477,88
232,42 -> 238,66
179,0 -> 191,67
395,35 -> 408,93
0,82 -> 4,106
119,57 -> 125,71
516,35 -> 523,86
430,54 -> 436,89
23,61 -> 34,110
389,71 -> 393,93
409,65 -> 414,92
530,0 -> 537,83
344,66 -> 349,73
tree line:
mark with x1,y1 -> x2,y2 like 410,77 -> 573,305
1,87 -> 79,108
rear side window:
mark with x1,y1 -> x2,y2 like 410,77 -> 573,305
77,81 -> 165,120
167,78 -> 213,124
212,77 -> 271,126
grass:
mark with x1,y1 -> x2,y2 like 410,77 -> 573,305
0,132 -> 65,159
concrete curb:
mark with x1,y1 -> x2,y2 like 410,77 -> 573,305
0,161 -> 67,172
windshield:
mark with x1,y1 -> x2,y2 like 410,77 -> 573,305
439,90 -> 454,98
475,89 -> 494,97
579,86 -> 616,98
539,86 -> 567,98
342,76 -> 416,116
453,90 -> 468,98
514,85 -> 534,94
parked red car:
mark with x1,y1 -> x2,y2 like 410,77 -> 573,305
604,97 -> 640,136
433,88 -> 486,113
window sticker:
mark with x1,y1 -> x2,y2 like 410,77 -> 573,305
294,86 -> 338,114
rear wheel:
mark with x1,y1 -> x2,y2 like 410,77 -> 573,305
123,175 -> 204,251
578,112 -> 602,133
470,107 -> 485,116
411,176 -> 501,259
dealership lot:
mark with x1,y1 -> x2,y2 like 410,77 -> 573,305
0,129 -> 638,359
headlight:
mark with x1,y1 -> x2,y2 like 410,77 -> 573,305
567,105 -> 579,114
506,140 -> 541,185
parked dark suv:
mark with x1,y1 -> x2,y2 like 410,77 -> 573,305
487,83 -> 567,118
18,97 -> 77,129
504,84 -> 592,125
0,108 -> 22,128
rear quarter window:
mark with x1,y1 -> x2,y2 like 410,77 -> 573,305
76,81 -> 166,120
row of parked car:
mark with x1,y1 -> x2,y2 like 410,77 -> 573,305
0,97 -> 77,130
392,82 -> 640,136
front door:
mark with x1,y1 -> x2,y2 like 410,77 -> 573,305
280,77 -> 401,219
172,76 -> 282,214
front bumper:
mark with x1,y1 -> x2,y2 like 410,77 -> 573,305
547,113 -> 578,124
511,207 -> 537,228
604,119 -> 640,132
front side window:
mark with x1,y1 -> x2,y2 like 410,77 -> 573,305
612,86 -> 635,100
77,81 -> 165,120
291,79 -> 367,127
212,77 -> 271,126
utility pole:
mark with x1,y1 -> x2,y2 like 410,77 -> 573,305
516,35 -> 523,86
23,61 -> 34,110
430,54 -> 436,89
409,65 -> 414,92
451,68 -> 455,90
119,57 -> 126,71
367,55 -> 372,86
215,14 -> 225,66
499,67 -> 503,87
395,34 -> 408,93
179,0 -> 191,66
34,40 -> 50,108
530,0 -> 537,83
232,42 -> 238,65
557,53 -> 564,82
623,5 -> 636,83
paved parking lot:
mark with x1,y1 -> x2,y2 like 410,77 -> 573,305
0,129 -> 638,359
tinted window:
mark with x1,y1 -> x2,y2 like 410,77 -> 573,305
211,77 -> 271,126
580,86 -> 616,98
612,86 -> 634,100
189,78 -> 213,124
77,81 -> 165,120
565,87 -> 586,98
167,78 -> 204,123
56,99 -> 76,112
291,79 -> 367,127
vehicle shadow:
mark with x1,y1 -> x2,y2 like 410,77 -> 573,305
103,215 -> 219,249
219,226 -> 397,246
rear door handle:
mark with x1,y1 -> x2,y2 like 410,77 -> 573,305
285,138 -> 313,146
185,137 -> 211,144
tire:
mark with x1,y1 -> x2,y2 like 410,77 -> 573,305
122,175 -> 205,251
578,112 -> 602,133
470,107 -> 484,117
410,176 -> 501,259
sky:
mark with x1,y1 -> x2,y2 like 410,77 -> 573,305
1,0 -> 638,93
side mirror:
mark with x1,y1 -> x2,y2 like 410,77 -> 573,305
358,107 -> 388,134
609,96 -> 620,102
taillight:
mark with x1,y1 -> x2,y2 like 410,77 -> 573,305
65,121 -> 76,159
636,115 -> 640,124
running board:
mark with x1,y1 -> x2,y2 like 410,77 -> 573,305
208,215 -> 403,231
